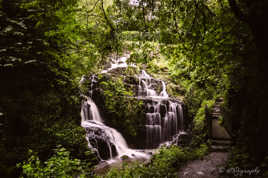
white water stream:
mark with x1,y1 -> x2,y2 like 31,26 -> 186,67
81,97 -> 150,163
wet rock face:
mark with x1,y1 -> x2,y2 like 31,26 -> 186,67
176,132 -> 191,146
93,161 -> 110,175
85,127 -> 118,160
160,103 -> 167,118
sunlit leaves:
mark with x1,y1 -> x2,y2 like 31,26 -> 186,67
18,147 -> 87,178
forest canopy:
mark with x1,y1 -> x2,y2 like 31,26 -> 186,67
0,0 -> 268,177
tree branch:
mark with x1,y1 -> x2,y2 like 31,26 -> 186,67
100,0 -> 115,32
88,0 -> 101,14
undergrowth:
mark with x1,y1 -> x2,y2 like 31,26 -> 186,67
97,145 -> 208,178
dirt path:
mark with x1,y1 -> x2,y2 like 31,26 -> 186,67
178,152 -> 228,178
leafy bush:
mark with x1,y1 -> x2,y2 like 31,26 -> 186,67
193,100 -> 215,132
193,144 -> 209,159
17,145 -> 208,178
98,76 -> 144,139
100,145 -> 208,178
17,147 -> 93,178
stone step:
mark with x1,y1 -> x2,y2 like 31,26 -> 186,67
211,114 -> 221,117
211,111 -> 221,115
211,120 -> 232,139
212,107 -> 220,111
210,145 -> 230,152
211,113 -> 221,118
211,139 -> 232,146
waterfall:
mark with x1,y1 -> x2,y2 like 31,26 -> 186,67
81,54 -> 184,161
137,70 -> 184,148
160,81 -> 169,98
81,97 -> 149,162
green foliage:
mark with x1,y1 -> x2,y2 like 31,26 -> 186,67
100,145 -> 208,178
193,100 -> 215,133
77,0 -> 122,56
100,77 -> 134,115
17,147 -> 92,178
99,76 -> 144,138
148,146 -> 191,176
128,41 -> 159,65
0,0 -> 99,176
193,144 -> 208,159
166,46 -> 226,116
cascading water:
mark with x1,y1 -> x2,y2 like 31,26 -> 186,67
160,81 -> 169,98
81,89 -> 149,162
80,54 -> 184,161
101,53 -> 136,74
137,70 -> 184,148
